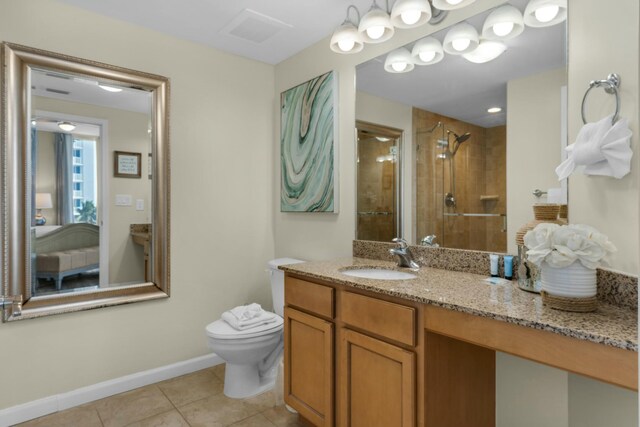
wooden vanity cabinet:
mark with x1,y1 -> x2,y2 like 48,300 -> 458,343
339,328 -> 416,427
284,275 -> 420,427
284,277 -> 335,427
338,291 -> 418,427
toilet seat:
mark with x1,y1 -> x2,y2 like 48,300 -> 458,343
206,316 -> 283,340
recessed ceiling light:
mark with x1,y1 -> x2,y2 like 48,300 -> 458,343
376,136 -> 391,142
487,107 -> 502,113
58,121 -> 76,132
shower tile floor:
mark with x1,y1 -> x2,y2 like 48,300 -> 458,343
17,364 -> 305,427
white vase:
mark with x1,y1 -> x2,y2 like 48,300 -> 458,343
540,261 -> 597,298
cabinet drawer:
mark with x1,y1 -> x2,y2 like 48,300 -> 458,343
340,292 -> 415,346
285,276 -> 335,319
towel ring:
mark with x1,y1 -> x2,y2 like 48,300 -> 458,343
581,73 -> 620,125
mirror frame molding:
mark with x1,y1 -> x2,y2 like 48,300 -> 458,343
1,42 -> 170,321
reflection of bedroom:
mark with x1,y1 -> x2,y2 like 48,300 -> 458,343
32,95 -> 152,294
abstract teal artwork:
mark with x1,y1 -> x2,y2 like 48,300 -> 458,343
281,71 -> 338,212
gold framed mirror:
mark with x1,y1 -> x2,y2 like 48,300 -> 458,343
1,42 -> 170,321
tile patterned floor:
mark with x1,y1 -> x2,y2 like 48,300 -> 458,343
17,364 -> 305,427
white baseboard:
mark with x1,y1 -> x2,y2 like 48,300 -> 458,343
0,353 -> 223,427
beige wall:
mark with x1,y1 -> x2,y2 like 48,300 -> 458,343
0,0 -> 275,409
506,67 -> 567,254
33,97 -> 151,284
355,91 -> 413,241
567,0 -> 639,275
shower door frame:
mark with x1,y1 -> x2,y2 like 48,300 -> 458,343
355,121 -> 404,242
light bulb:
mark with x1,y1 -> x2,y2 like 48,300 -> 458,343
338,39 -> 355,52
366,25 -> 385,40
493,22 -> 514,37
534,5 -> 559,23
452,38 -> 471,51
447,0 -> 463,4
401,10 -> 421,25
391,62 -> 408,72
419,51 -> 437,62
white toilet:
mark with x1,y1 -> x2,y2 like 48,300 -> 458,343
205,258 -> 304,399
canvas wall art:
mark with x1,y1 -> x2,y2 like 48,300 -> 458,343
281,70 -> 338,212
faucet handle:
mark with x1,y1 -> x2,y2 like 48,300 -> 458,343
392,237 -> 408,249
421,235 -> 437,246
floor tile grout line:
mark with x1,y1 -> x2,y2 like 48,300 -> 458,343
93,405 -> 106,427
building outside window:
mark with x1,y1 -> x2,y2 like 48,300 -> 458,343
71,138 -> 98,223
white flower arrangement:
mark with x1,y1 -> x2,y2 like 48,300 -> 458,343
523,223 -> 617,269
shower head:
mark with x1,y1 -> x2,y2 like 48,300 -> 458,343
454,132 -> 471,144
449,131 -> 471,156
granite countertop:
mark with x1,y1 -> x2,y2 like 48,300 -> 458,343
280,257 -> 638,352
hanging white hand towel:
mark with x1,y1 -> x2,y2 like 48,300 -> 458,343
556,114 -> 632,180
222,306 -> 278,330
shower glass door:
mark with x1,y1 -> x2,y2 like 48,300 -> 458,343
356,121 -> 402,242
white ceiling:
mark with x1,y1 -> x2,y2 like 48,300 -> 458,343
52,0 -> 567,129
54,0 -> 377,65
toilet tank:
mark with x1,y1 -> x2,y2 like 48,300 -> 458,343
267,258 -> 304,317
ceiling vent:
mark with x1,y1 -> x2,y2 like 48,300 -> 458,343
220,9 -> 292,44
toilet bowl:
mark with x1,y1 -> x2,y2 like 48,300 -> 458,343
206,316 -> 284,398
206,258 -> 304,399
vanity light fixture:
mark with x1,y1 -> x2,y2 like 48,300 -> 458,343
57,121 -> 76,132
523,0 -> 567,27
443,21 -> 479,55
411,36 -> 444,65
359,0 -> 395,43
330,5 -> 365,53
462,39 -> 506,63
432,0 -> 476,11
31,119 -> 37,126
384,47 -> 415,73
98,84 -> 123,93
390,0 -> 432,29
482,4 -> 524,40
487,107 -> 502,113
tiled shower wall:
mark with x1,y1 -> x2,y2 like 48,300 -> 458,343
414,107 -> 506,252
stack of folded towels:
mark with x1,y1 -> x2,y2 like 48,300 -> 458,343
221,303 -> 278,331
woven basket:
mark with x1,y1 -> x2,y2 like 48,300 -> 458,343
515,204 -> 564,246
540,291 -> 598,312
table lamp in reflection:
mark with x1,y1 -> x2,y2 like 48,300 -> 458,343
35,192 -> 53,226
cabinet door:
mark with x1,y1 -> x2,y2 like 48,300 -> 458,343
284,307 -> 334,427
340,328 -> 415,427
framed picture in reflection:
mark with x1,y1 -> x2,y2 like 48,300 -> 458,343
114,151 -> 141,178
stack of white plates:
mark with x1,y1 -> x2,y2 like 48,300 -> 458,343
540,262 -> 597,298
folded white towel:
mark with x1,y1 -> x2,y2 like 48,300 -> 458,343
556,114 -> 632,180
229,303 -> 263,321
222,309 -> 278,331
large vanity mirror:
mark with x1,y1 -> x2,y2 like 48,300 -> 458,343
1,43 -> 170,321
355,0 -> 567,251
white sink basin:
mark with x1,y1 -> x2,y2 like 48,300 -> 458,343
340,268 -> 417,280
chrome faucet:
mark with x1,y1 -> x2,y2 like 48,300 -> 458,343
421,234 -> 439,247
389,238 -> 419,269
